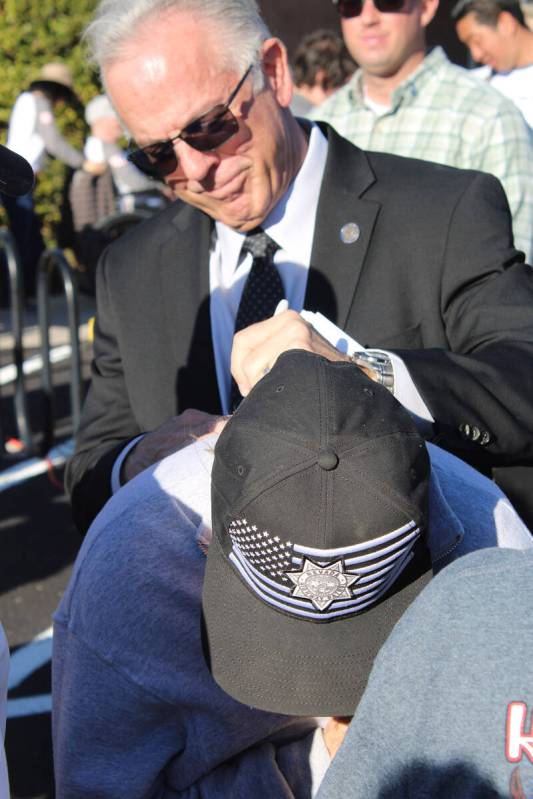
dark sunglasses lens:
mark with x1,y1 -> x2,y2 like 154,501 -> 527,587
128,142 -> 177,179
182,107 -> 239,151
336,0 -> 403,15
127,106 -> 240,178
336,0 -> 363,17
376,0 -> 404,10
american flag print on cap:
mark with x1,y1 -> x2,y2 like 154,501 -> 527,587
228,516 -> 421,621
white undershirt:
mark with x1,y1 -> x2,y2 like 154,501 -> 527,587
363,93 -> 391,117
472,64 -> 533,128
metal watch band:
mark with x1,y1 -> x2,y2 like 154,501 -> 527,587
350,351 -> 394,392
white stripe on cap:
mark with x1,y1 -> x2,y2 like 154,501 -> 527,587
292,519 -> 417,558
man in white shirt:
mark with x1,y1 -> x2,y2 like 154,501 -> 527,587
66,0 -> 533,535
453,0 -> 533,127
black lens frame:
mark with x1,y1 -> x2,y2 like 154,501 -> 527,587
127,64 -> 253,179
333,0 -> 405,18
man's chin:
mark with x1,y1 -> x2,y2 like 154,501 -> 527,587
216,204 -> 265,231
177,190 -> 265,231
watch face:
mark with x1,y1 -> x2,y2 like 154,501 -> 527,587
351,352 -> 394,391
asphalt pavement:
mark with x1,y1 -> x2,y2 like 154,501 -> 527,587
1,294 -> 94,798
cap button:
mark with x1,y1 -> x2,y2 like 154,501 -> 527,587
318,448 -> 339,471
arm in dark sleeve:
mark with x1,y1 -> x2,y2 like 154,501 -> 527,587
396,171 -> 533,464
64,248 -> 141,534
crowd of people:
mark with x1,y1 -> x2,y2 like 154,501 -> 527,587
2,63 -> 168,302
1,0 -> 533,796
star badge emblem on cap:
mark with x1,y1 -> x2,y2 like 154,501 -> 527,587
285,558 -> 360,611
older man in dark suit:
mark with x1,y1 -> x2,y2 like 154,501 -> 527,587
66,0 -> 533,534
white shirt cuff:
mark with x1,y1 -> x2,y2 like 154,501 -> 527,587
84,136 -> 106,163
111,434 -> 146,494
371,349 -> 435,433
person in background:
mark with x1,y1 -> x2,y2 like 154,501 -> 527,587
4,62 -> 101,297
290,30 -> 357,116
452,0 -> 533,127
67,92 -> 170,286
82,94 -> 168,210
311,0 -> 533,263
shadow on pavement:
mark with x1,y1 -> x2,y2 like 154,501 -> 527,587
6,662 -> 54,799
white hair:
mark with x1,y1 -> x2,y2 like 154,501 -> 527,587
85,0 -> 271,89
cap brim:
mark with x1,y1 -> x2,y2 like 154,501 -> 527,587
203,531 -> 432,717
0,145 -> 35,198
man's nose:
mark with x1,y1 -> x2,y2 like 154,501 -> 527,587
358,0 -> 381,22
174,139 -> 220,182
469,43 -> 484,63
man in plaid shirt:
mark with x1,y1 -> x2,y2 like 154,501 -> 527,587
311,0 -> 533,262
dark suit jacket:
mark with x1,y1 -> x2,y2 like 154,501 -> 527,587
66,125 -> 533,534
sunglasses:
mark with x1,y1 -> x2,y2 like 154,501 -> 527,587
333,0 -> 405,17
127,64 -> 253,179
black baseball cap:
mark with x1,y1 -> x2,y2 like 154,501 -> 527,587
0,145 -> 35,198
203,350 -> 433,717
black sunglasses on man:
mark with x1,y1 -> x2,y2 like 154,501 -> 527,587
333,0 -> 405,17
127,64 -> 253,179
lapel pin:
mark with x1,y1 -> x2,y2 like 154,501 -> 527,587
340,222 -> 361,244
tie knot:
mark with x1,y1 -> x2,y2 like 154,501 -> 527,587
241,227 -> 279,260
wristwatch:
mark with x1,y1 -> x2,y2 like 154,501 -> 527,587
350,351 -> 394,392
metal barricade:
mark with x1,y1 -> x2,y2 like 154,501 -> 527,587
37,249 -> 82,455
0,228 -> 33,453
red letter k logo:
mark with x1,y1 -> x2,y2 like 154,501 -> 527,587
507,703 -> 533,764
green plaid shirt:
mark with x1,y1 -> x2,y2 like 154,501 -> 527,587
311,47 -> 533,262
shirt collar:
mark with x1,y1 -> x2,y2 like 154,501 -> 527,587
215,122 -> 328,267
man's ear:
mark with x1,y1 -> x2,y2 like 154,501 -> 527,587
420,0 -> 439,30
497,10 -> 518,37
260,38 -> 293,108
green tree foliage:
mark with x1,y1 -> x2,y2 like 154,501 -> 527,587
0,0 -> 101,243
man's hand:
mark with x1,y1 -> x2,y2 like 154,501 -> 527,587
122,409 -> 228,484
231,310 -> 375,397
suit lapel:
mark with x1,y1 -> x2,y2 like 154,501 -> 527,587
306,125 -> 380,329
158,203 -> 221,413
